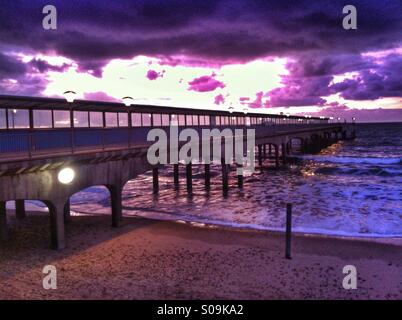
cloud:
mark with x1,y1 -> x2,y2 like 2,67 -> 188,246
330,54 -> 402,100
1,1 -> 401,66
0,52 -> 26,79
214,93 -> 225,105
146,69 -> 164,80
0,0 -> 401,117
268,74 -> 332,107
83,91 -> 118,102
188,75 -> 225,92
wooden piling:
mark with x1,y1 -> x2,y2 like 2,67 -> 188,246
173,164 -> 179,189
258,145 -> 263,168
281,143 -> 287,165
221,159 -> 229,193
152,167 -> 159,194
186,162 -> 192,194
204,163 -> 211,190
275,145 -> 280,169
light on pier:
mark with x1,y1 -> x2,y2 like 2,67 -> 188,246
58,167 -> 76,184
63,91 -> 76,103
122,96 -> 134,107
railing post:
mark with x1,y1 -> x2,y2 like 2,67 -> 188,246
285,203 -> 292,259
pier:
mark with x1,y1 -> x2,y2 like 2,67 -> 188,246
0,95 -> 354,249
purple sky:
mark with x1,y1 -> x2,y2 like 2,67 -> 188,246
0,0 -> 401,122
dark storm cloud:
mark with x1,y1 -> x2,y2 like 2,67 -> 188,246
0,0 -> 401,102
1,0 -> 401,63
0,52 -> 26,79
28,58 -> 70,73
266,53 -> 378,107
268,75 -> 332,107
330,54 -> 402,100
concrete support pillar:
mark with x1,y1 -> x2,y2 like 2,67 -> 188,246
281,143 -> 287,165
173,164 -> 179,189
109,185 -> 123,228
48,202 -> 66,250
0,201 -> 8,241
186,162 -> 192,194
275,146 -> 280,169
221,159 -> 229,193
263,144 -> 267,157
15,199 -> 26,219
258,145 -> 263,168
204,163 -> 211,190
152,167 -> 159,194
269,144 -> 272,156
64,199 -> 71,223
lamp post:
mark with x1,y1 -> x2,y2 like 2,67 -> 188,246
63,91 -> 77,103
122,96 -> 134,107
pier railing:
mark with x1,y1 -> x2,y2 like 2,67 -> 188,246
0,95 -> 336,161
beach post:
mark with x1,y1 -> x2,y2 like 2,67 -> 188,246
15,199 -> 26,219
186,162 -> 192,194
152,167 -> 159,194
0,201 -> 8,241
109,185 -> 123,228
204,163 -> 211,190
173,163 -> 179,189
285,203 -> 292,259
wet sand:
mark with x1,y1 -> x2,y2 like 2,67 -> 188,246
0,211 -> 401,300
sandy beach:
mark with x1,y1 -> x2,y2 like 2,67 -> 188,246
0,211 -> 401,300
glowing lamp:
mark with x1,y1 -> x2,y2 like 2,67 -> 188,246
58,167 -> 75,184
122,96 -> 134,107
63,91 -> 77,103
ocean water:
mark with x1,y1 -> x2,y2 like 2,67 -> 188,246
23,123 -> 402,238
